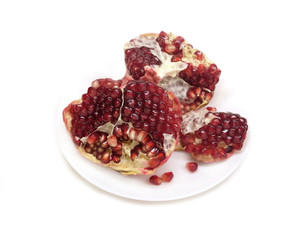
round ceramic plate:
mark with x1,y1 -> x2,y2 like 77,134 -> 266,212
56,77 -> 249,201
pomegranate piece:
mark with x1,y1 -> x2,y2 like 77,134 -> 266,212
124,31 -> 221,114
178,107 -> 248,163
149,175 -> 162,185
161,172 -> 174,182
63,78 -> 182,175
186,162 -> 198,172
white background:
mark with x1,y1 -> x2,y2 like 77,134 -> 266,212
1,0 -> 306,239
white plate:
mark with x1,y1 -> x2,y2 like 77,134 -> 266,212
56,77 -> 249,201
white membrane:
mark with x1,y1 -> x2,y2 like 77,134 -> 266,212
181,108 -> 218,135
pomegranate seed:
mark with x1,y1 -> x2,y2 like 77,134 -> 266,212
112,155 -> 121,163
161,172 -> 174,182
194,50 -> 204,61
149,175 -> 162,185
87,132 -> 99,145
142,141 -> 155,153
186,162 -> 198,172
147,147 -> 159,157
100,151 -> 111,164
148,158 -> 161,168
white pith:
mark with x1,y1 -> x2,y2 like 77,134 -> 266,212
159,76 -> 191,103
181,107 -> 218,135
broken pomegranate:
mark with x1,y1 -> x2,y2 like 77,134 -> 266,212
124,31 -> 221,114
63,78 -> 182,175
178,107 -> 248,163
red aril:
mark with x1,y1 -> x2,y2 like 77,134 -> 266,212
149,175 -> 162,185
161,172 -> 174,182
186,162 -> 198,172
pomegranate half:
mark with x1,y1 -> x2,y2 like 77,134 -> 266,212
124,31 -> 221,114
63,78 -> 182,175
178,107 -> 248,163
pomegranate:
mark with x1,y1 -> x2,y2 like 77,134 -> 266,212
178,107 -> 248,163
124,31 -> 221,114
63,78 -> 182,175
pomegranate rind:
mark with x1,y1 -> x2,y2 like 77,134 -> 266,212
62,79 -> 181,175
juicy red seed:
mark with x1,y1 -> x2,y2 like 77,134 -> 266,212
225,146 -> 234,153
111,88 -> 121,98
182,134 -> 195,145
87,87 -> 96,97
130,113 -> 139,122
149,175 -> 162,185
233,135 -> 243,143
211,118 -> 221,126
100,151 -> 111,164
87,132 -> 99,145
82,94 -> 91,103
186,162 -> 198,172
206,125 -> 215,135
141,122 -> 150,131
185,144 -> 195,153
194,50 -> 204,61
222,119 -> 231,129
173,36 -> 184,46
125,89 -> 134,99
161,172 -> 174,182
148,158 -> 161,168
196,129 -> 208,139
112,155 -> 121,163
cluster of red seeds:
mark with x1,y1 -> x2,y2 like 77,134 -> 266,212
156,31 -> 221,92
149,172 -> 174,185
83,131 -> 122,164
156,31 -> 185,55
182,111 -> 248,160
69,79 -> 122,145
122,81 -> 181,143
180,87 -> 213,114
113,125 -> 166,169
179,63 -> 221,91
125,46 -> 161,79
